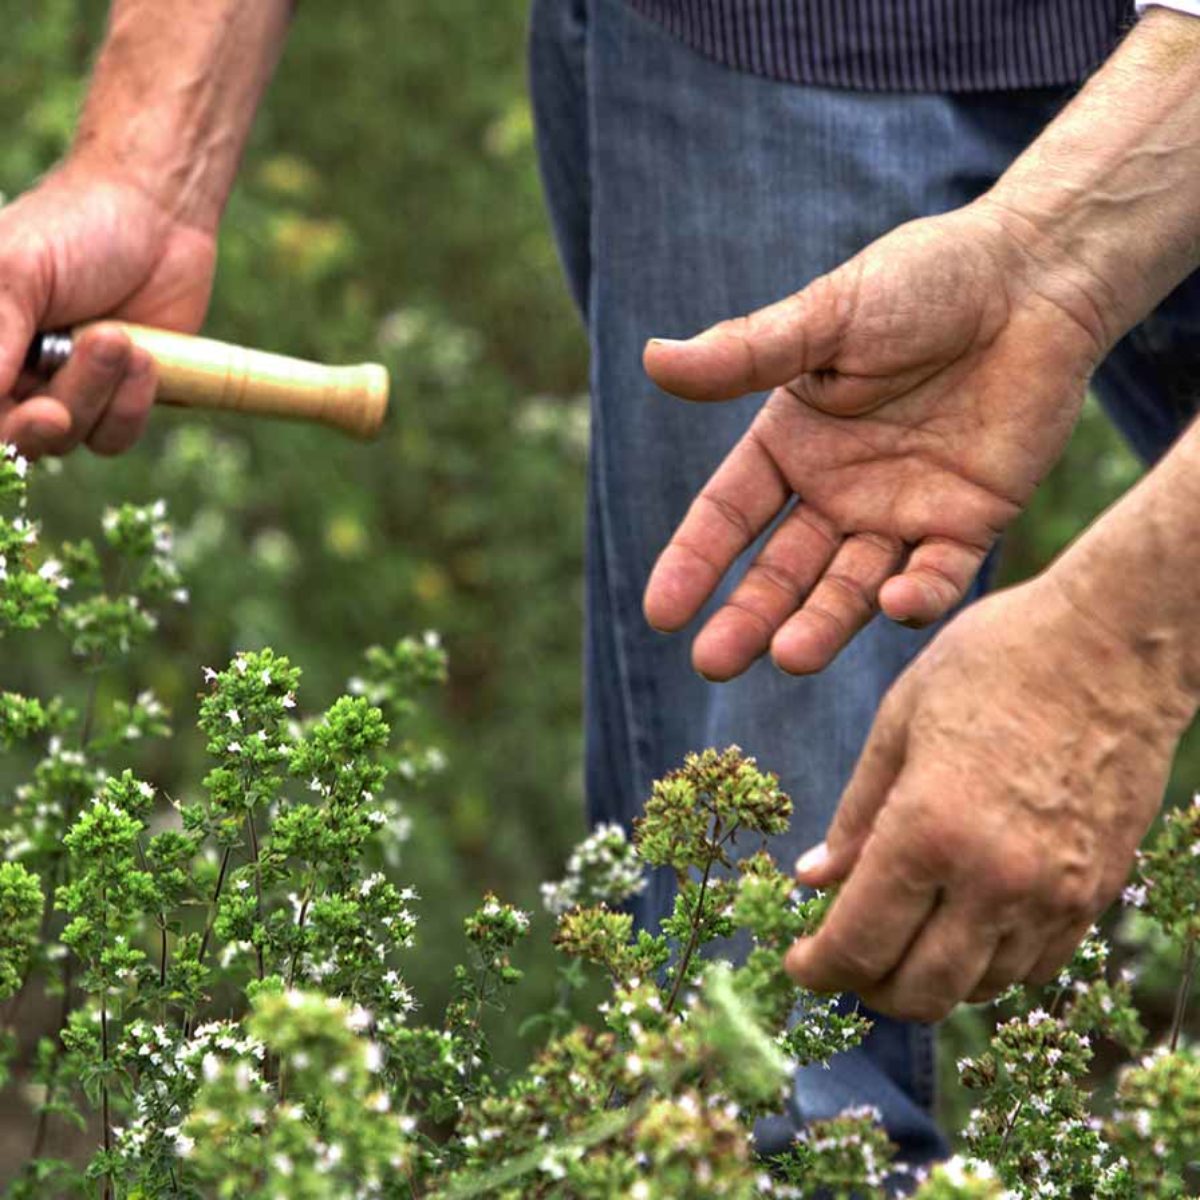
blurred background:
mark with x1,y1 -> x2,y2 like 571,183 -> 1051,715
1,0 -> 1196,1160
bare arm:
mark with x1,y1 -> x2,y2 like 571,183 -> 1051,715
982,5 -> 1200,348
73,0 -> 294,231
641,7 -> 1200,680
782,11 -> 1200,1020
0,0 -> 293,457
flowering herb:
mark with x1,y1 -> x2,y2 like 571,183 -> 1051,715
0,457 -> 1196,1199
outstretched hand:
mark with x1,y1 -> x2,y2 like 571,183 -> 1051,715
642,200 -> 1110,680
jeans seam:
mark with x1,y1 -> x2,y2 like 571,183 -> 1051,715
910,1021 -> 937,1114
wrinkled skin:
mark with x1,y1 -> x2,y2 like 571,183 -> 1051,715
0,160 -> 215,457
784,574 -> 1193,1020
643,199 -> 1110,680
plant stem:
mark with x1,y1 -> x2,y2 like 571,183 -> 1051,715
1170,936 -> 1197,1053
246,810 -> 266,983
195,845 -> 233,970
285,878 -> 315,991
79,668 -> 102,750
101,991 -> 112,1200
664,814 -> 736,1016
100,884 -> 113,1200
185,843 -> 234,1038
998,1095 -> 1024,1158
28,954 -> 73,1162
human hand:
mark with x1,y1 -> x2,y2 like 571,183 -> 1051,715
781,574 -> 1195,1022
642,201 -> 1113,680
0,158 -> 217,458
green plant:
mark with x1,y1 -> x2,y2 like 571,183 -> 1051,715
0,451 -> 1198,1199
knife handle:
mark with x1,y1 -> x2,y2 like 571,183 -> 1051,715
33,322 -> 389,440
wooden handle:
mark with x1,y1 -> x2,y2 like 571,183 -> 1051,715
76,321 -> 389,440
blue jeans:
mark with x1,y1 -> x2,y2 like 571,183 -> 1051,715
528,0 -> 1200,1177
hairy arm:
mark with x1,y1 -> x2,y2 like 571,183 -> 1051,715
73,0 -> 294,231
0,0 -> 293,457
982,5 -> 1200,349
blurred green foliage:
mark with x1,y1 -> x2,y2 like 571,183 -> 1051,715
0,0 -> 589,1053
0,0 -> 1196,1160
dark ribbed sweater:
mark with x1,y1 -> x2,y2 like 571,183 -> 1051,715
627,0 -> 1136,91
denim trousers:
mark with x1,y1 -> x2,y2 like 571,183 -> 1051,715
528,0 -> 1200,1176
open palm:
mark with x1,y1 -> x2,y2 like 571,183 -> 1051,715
642,201 -> 1109,680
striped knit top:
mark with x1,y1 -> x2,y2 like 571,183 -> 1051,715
626,0 -> 1136,91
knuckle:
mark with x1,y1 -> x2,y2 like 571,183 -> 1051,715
1044,871 -> 1098,922
801,600 -> 847,643
697,489 -> 756,543
788,504 -> 839,550
821,931 -> 886,986
721,596 -> 776,638
910,1000 -> 953,1023
980,849 -> 1042,905
716,315 -> 762,384
885,809 -> 965,881
1025,958 -> 1064,988
877,991 -> 952,1024
820,570 -> 874,616
873,683 -> 910,733
966,982 -> 1004,1005
88,434 -> 134,458
747,556 -> 807,601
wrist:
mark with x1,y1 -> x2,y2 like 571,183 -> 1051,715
1041,454 -> 1200,728
65,133 -> 223,236
1036,570 -> 1200,745
68,0 -> 294,234
979,6 -> 1200,346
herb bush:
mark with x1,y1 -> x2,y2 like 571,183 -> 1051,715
0,446 -> 1196,1200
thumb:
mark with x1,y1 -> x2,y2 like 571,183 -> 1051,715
642,271 -> 845,402
795,685 -> 911,887
0,267 -> 41,398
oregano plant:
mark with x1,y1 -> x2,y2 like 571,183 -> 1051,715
0,446 -> 1196,1199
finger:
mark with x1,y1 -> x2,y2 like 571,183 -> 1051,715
3,324 -> 131,457
642,273 -> 844,403
795,685 -> 912,888
0,396 -> 71,458
786,823 -> 939,994
1023,918 -> 1096,989
877,538 -> 991,627
690,502 -> 838,681
644,430 -> 790,633
859,896 -> 1001,1023
86,348 -> 156,456
0,272 -> 39,396
770,532 -> 905,675
965,930 -> 1047,1005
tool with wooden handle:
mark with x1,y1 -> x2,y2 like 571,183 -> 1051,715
25,322 -> 389,440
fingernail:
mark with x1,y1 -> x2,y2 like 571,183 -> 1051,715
648,337 -> 687,347
30,420 -> 60,443
795,841 -> 829,876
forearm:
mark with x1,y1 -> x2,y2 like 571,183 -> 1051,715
982,6 -> 1200,347
1048,418 -> 1200,722
71,0 -> 294,232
